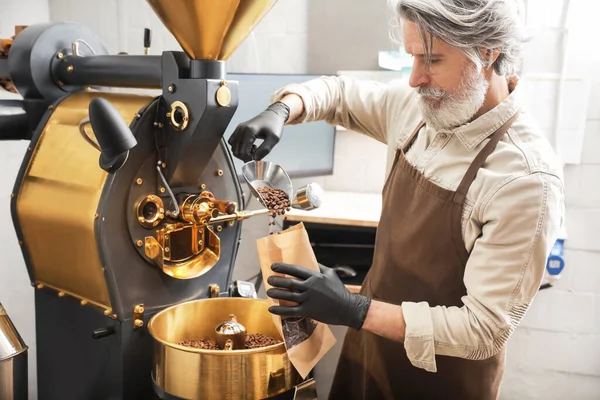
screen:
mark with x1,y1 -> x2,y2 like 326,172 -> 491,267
224,73 -> 335,179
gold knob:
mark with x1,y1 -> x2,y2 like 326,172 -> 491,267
134,305 -> 145,314
209,284 -> 220,298
134,319 -> 144,328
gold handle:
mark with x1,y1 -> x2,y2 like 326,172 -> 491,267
78,117 -> 101,151
208,209 -> 270,225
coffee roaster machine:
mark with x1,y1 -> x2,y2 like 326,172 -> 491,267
0,1 -> 323,399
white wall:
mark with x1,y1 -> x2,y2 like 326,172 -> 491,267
1,2 -> 50,400
2,0 -> 599,398
500,0 -> 600,398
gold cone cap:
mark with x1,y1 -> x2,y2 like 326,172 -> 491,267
147,0 -> 278,61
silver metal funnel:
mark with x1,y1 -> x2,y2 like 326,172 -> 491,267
241,160 -> 294,208
0,302 -> 28,400
241,160 -> 324,211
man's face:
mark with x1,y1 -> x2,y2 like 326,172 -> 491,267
402,20 -> 490,130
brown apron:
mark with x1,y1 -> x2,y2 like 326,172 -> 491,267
328,113 -> 519,400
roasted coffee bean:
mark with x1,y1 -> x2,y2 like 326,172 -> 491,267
257,186 -> 291,217
179,338 -> 219,350
179,333 -> 281,350
245,333 -> 281,349
258,186 -> 291,231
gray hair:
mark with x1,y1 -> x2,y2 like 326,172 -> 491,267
392,0 -> 528,76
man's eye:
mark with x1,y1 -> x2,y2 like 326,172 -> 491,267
430,59 -> 440,64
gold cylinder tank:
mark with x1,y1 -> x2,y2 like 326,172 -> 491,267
148,297 -> 302,399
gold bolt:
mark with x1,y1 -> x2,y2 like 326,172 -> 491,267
10,193 -> 14,198
164,234 -> 169,240
136,178 -> 142,185
134,305 -> 145,314
209,284 -> 220,298
157,122 -> 163,128
94,213 -> 99,219
58,291 -> 65,297
164,247 -> 170,252
136,240 -> 143,247
216,170 -> 223,176
161,162 -> 166,168
58,81 -> 64,86
18,241 -> 22,246
104,309 -> 112,316
200,184 -> 206,190
80,300 -> 88,306
166,112 -> 171,118
48,105 -> 54,110
228,221 -> 235,227
67,65 -> 74,72
134,319 -> 144,328
57,52 -> 64,59
198,240 -> 203,246
216,225 -> 223,232
102,217 -> 105,221
138,217 -> 144,223
168,85 -> 173,93
36,284 -> 44,289
160,187 -> 165,193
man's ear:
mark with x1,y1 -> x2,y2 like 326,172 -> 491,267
480,48 -> 501,66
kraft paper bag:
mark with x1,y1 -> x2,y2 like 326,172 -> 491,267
256,222 -> 336,379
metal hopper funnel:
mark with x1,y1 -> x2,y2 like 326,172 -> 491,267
146,0 -> 278,60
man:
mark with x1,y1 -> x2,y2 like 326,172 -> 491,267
228,0 -> 565,398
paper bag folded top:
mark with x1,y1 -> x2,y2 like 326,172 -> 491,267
256,222 -> 336,379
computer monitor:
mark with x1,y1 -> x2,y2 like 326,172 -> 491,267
224,73 -> 336,179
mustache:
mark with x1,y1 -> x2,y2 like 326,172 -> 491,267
418,86 -> 445,99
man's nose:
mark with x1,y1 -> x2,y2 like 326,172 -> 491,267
408,62 -> 429,88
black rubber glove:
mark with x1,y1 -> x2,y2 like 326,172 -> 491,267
266,263 -> 372,331
228,101 -> 290,162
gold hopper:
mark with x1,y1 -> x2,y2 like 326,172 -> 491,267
147,0 -> 277,60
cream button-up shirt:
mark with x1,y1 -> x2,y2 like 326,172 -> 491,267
271,75 -> 565,373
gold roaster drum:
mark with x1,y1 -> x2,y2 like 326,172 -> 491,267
148,298 -> 302,399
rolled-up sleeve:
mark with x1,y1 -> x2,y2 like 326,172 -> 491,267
401,171 -> 565,373
270,75 -> 396,144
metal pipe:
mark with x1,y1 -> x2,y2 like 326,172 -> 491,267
0,100 -> 29,140
55,54 -> 162,89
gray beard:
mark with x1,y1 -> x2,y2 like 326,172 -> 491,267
417,68 -> 490,131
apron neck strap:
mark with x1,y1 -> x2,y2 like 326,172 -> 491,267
455,111 -> 520,198
402,120 -> 426,153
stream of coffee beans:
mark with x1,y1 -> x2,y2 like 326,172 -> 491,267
257,186 -> 291,235
179,333 -> 281,350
